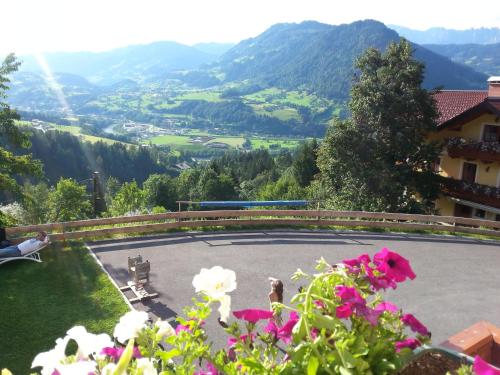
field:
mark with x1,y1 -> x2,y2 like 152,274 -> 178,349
149,132 -> 303,153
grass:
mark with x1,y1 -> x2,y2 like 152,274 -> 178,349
250,138 -> 303,149
176,91 -> 223,102
0,242 -> 129,374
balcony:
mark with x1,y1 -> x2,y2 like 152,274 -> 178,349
447,137 -> 500,163
440,176 -> 500,209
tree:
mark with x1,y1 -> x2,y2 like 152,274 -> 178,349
48,178 -> 92,222
21,182 -> 50,224
0,54 -> 42,196
317,39 -> 441,212
292,139 -> 319,187
109,181 -> 145,216
143,174 -> 177,211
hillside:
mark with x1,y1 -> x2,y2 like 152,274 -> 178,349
217,20 -> 487,98
423,43 -> 500,77
390,25 -> 500,45
18,41 -> 217,85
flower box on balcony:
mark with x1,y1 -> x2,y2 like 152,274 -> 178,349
447,138 -> 500,163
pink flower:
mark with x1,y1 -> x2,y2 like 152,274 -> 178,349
264,320 -> 279,337
101,346 -> 142,360
233,309 -> 274,324
401,314 -> 429,336
227,333 -> 256,347
473,355 -> 500,375
335,286 -> 365,305
374,301 -> 399,314
336,304 -> 353,319
195,362 -> 219,375
356,305 -> 382,326
395,338 -> 421,352
175,319 -> 205,334
365,265 -> 397,290
374,248 -> 416,283
343,253 -> 371,268
277,312 -> 299,344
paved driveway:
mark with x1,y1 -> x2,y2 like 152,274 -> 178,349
88,230 -> 500,347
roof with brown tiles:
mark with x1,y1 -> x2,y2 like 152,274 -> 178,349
433,90 -> 487,126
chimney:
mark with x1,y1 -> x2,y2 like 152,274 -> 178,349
488,77 -> 500,98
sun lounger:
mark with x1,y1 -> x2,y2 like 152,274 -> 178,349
0,241 -> 50,266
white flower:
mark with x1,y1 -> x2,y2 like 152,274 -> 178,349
218,294 -> 231,323
155,320 -> 175,340
54,361 -> 97,375
32,336 -> 70,375
66,326 -> 113,360
113,310 -> 149,344
136,358 -> 158,375
192,266 -> 237,300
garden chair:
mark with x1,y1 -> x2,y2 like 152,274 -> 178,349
128,255 -> 143,274
0,241 -> 51,266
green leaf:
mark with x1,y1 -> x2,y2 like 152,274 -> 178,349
307,356 -> 319,375
155,348 -> 181,362
292,317 -> 307,344
312,313 -> 336,330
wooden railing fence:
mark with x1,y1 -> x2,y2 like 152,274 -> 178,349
5,210 -> 500,242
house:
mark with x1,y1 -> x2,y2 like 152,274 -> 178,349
432,77 -> 500,220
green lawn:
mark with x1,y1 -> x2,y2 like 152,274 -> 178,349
0,242 -> 129,374
176,91 -> 223,102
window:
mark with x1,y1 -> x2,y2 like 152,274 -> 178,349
483,125 -> 500,142
462,162 -> 477,183
454,204 -> 472,218
474,209 -> 486,219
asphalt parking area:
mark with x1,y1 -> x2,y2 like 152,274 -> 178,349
88,230 -> 500,347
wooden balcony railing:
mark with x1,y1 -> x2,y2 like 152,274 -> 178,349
440,177 -> 500,209
6,209 -> 500,242
447,137 -> 500,163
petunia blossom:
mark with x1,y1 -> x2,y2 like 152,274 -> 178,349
66,326 -> 113,360
136,358 -> 158,375
401,314 -> 429,336
374,248 -> 416,283
365,265 -> 397,291
32,336 -> 71,375
277,312 -> 300,344
264,320 -> 279,338
113,310 -> 149,344
473,355 -> 500,375
336,303 -> 353,319
343,253 -> 371,271
192,266 -> 236,300
155,320 -> 175,340
395,338 -> 421,352
227,333 -> 256,347
101,346 -> 142,361
195,362 -> 219,375
356,305 -> 382,326
335,286 -> 365,305
374,301 -> 399,314
233,309 -> 274,324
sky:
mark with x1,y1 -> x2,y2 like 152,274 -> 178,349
2,0 -> 500,55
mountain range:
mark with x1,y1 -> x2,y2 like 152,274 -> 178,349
6,19 -> 498,138
13,20 -> 490,99
390,25 -> 500,45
